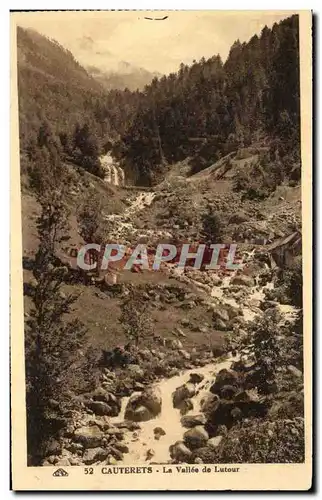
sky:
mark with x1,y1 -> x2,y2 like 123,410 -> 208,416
16,10 -> 297,74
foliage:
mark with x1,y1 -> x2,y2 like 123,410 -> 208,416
110,15 -> 300,185
25,134 -> 90,464
238,310 -> 282,395
201,210 -> 223,242
77,194 -> 106,244
120,288 -> 153,347
207,417 -> 304,463
283,257 -> 303,307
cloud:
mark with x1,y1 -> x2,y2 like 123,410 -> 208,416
17,11 -> 296,74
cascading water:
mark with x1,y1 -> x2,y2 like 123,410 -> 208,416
100,154 -> 125,186
110,357 -> 234,464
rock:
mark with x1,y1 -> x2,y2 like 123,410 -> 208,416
69,457 -> 82,466
180,318 -> 190,327
180,300 -> 196,310
73,425 -> 104,448
172,383 -> 196,409
179,399 -> 194,415
154,427 -> 166,436
114,442 -> 129,453
212,346 -> 225,358
178,349 -> 191,360
200,393 -> 220,415
109,446 -> 124,461
229,212 -> 248,224
146,449 -> 155,460
210,369 -> 240,396
134,382 -> 146,391
213,318 -> 228,331
106,427 -> 124,439
231,275 -> 254,287
206,399 -> 269,433
287,365 -> 303,378
231,407 -> 243,421
55,458 -> 71,467
165,338 -> 183,349
207,436 -> 223,449
181,414 -> 206,428
184,426 -> 209,450
189,373 -> 205,384
175,327 -> 187,338
127,364 -> 145,379
92,387 -> 110,404
219,384 -> 239,400
169,441 -> 192,462
212,307 -> 230,323
83,447 -> 109,465
67,442 -> 83,454
196,325 -> 208,333
125,388 -> 162,422
128,405 -> 151,422
108,455 -> 118,465
45,439 -> 62,456
87,400 -> 114,416
191,446 -> 217,464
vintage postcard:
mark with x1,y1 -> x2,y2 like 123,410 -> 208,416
10,10 -> 312,490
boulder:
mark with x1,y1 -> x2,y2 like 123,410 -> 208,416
212,308 -> 230,323
83,447 -> 109,465
169,441 -> 192,462
92,387 -> 110,404
181,414 -> 206,428
219,384 -> 239,400
213,318 -> 228,331
210,369 -> 240,395
87,401 -> 113,416
125,388 -> 162,422
287,365 -> 303,378
205,399 -> 269,433
172,383 -> 196,409
113,442 -> 129,454
207,436 -> 223,449
127,405 -> 151,422
179,399 -> 194,415
231,275 -> 254,287
55,458 -> 71,467
73,425 -> 104,448
127,364 -> 145,380
154,426 -> 166,437
191,446 -> 217,464
212,346 -> 225,358
200,393 -> 220,416
184,426 -> 209,450
179,349 -> 191,361
189,373 -> 205,385
165,338 -> 183,349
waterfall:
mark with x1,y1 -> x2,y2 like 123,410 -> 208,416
99,154 -> 125,186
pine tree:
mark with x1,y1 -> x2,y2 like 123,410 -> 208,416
25,137 -> 88,465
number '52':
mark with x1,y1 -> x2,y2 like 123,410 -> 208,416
84,467 -> 94,475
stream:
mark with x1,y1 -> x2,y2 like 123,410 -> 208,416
111,357 -> 234,464
103,190 -> 297,464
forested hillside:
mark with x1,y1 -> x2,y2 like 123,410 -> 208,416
18,15 -> 300,189
17,27 -> 108,149
109,15 -> 300,186
18,13 -> 305,468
